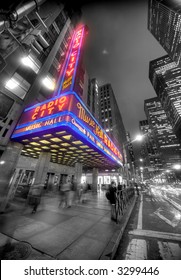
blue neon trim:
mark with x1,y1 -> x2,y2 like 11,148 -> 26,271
53,30 -> 75,98
12,118 -> 122,166
70,91 -> 121,153
15,111 -> 70,129
12,111 -> 123,166
17,91 -> 122,157
11,121 -> 68,138
66,113 -> 123,165
65,121 -> 122,166
56,29 -> 77,96
70,26 -> 85,92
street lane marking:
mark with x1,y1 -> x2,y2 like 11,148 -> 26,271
129,229 -> 181,242
154,208 -> 180,228
158,241 -> 181,260
163,195 -> 181,211
137,193 -> 143,229
125,238 -> 147,260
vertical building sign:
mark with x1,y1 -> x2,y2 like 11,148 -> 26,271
57,25 -> 86,97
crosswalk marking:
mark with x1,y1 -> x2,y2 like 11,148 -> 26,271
154,208 -> 180,228
125,238 -> 147,260
158,241 -> 181,260
129,229 -> 181,242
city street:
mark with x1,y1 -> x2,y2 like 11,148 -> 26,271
114,184 -> 181,260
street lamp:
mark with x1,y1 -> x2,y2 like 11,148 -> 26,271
122,134 -> 144,186
140,166 -> 144,182
173,164 -> 181,170
134,134 -> 144,141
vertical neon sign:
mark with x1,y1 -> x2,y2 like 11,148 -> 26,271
57,25 -> 85,95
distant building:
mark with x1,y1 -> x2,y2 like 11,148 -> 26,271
144,97 -> 181,170
126,131 -> 135,164
149,55 -> 181,139
99,83 -> 127,150
85,78 -> 99,121
98,83 -> 134,177
148,0 -> 181,65
139,120 -> 152,167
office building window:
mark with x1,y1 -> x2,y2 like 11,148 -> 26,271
5,73 -> 31,99
0,92 -> 14,119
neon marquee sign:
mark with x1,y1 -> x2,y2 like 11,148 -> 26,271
57,25 -> 85,95
11,92 -> 123,165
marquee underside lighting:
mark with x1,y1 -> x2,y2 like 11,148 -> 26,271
14,125 -> 121,168
11,92 -> 123,168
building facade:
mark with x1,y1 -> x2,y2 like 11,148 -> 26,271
139,119 -> 159,179
99,83 -> 134,180
149,55 -> 181,139
0,0 -> 124,211
144,97 -> 181,171
148,0 -> 181,65
85,78 -> 99,121
99,83 -> 127,150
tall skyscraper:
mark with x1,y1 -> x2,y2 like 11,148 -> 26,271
139,120 -> 152,167
149,55 -> 181,139
144,97 -> 181,170
99,83 -> 134,175
99,83 -> 127,150
148,0 -> 181,65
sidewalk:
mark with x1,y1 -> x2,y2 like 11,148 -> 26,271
0,190 -> 137,260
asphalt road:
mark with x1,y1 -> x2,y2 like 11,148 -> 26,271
114,184 -> 181,260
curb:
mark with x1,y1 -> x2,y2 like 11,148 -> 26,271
99,195 -> 137,260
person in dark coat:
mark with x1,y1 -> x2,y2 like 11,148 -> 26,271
107,181 -> 117,220
135,182 -> 139,195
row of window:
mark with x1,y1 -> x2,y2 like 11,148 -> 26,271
0,10 -> 70,141
4,14 -> 71,101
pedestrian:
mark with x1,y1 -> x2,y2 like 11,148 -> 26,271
106,181 -> 117,220
28,183 -> 44,213
59,179 -> 72,208
135,182 -> 139,195
81,181 -> 88,203
118,183 -> 123,198
76,181 -> 83,203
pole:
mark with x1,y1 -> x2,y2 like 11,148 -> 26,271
123,143 -> 129,187
132,161 -> 136,183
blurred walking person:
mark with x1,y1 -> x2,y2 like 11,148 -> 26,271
59,179 -> 72,208
28,183 -> 44,213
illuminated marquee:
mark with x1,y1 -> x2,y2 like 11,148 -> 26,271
12,92 -> 123,166
57,25 -> 85,96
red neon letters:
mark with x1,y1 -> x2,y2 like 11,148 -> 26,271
61,27 -> 84,92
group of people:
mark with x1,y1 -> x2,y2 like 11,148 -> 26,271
27,178 -> 89,213
106,181 -> 140,220
58,179 -> 88,208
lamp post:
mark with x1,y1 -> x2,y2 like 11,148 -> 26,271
122,134 -> 144,186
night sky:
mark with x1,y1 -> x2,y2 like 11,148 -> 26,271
80,0 -> 166,139
2,0 -> 166,139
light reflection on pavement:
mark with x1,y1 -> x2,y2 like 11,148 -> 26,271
115,183 -> 181,260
